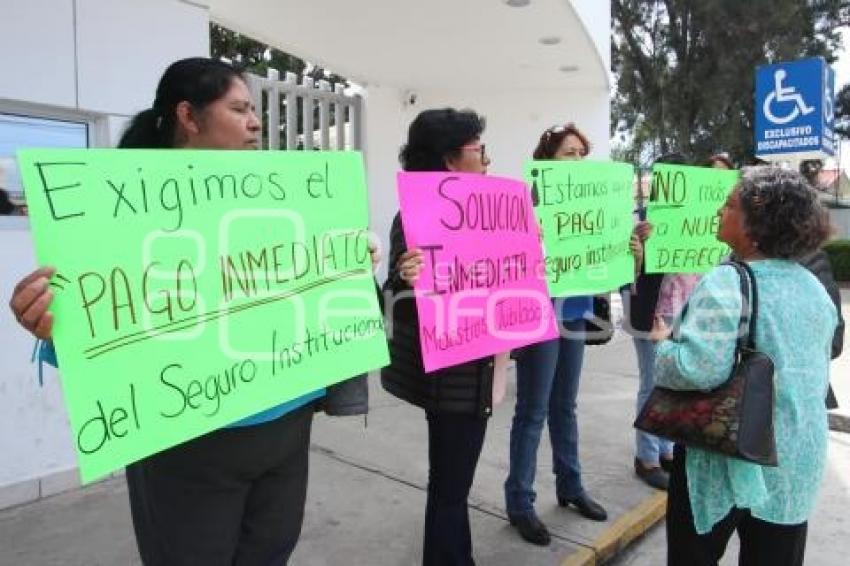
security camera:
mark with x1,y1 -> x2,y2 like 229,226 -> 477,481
403,90 -> 418,106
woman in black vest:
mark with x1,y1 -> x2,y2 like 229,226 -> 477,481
381,108 -> 496,566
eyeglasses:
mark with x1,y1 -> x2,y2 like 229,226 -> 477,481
460,143 -> 488,163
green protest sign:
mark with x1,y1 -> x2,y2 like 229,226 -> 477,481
644,164 -> 739,274
524,160 -> 636,296
18,149 -> 389,482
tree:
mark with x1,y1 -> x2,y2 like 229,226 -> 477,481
210,23 -> 348,86
611,0 -> 849,166
209,23 -> 350,148
836,83 -> 850,139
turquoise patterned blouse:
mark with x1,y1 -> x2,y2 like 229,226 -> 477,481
654,260 -> 837,534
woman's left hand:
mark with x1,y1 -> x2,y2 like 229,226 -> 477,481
634,221 -> 652,241
649,315 -> 672,343
630,232 -> 644,268
630,221 -> 651,273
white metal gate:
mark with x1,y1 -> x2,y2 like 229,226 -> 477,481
245,69 -> 362,151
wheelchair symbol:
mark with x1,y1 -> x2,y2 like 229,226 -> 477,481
824,83 -> 834,123
763,69 -> 815,125
825,94 -> 834,123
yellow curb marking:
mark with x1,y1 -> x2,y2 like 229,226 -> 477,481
560,547 -> 596,566
561,492 -> 668,566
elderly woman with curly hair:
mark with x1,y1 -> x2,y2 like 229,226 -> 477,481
649,167 -> 837,566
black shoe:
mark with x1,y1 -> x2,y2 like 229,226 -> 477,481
557,492 -> 608,521
635,458 -> 669,491
659,455 -> 674,474
509,513 -> 551,546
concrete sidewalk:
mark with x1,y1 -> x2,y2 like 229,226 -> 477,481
610,429 -> 850,565
0,332 -> 669,565
1,291 -> 848,565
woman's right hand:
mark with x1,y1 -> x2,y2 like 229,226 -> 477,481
9,267 -> 56,339
397,248 -> 424,286
630,232 -> 644,274
630,221 -> 652,272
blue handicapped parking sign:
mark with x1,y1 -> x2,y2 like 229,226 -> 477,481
755,57 -> 835,159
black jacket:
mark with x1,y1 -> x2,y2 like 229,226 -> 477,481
380,213 -> 495,418
799,250 -> 845,360
798,250 -> 844,410
623,271 -> 665,334
623,207 -> 665,335
315,281 -> 384,417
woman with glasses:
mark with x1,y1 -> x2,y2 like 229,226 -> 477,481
381,107 -> 504,565
503,123 -> 607,547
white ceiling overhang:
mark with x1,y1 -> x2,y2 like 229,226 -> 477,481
202,0 -> 608,91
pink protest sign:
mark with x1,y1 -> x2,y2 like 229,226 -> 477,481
397,172 -> 559,372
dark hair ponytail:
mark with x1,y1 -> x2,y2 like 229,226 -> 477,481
119,57 -> 243,149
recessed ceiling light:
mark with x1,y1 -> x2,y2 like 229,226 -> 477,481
504,0 -> 531,7
539,36 -> 561,46
559,65 -> 580,73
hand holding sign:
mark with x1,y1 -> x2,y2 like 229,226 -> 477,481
634,220 -> 653,241
10,266 -> 56,339
629,221 -> 652,274
397,248 -> 425,285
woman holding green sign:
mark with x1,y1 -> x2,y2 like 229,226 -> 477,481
9,57 -> 374,566
627,153 -> 691,492
503,123 -> 608,547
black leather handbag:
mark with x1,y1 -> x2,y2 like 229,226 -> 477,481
633,261 -> 778,466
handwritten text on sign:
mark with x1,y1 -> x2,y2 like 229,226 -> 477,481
18,149 -> 389,482
396,172 -> 558,372
524,160 -> 636,297
645,164 -> 740,274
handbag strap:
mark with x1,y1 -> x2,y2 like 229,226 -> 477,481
726,260 -> 758,352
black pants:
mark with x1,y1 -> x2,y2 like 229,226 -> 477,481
423,411 -> 488,566
667,445 -> 808,566
127,403 -> 314,566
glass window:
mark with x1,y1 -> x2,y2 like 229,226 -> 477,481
0,113 -> 89,215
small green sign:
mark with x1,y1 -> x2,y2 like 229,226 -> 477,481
645,164 -> 739,274
524,160 -> 636,296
